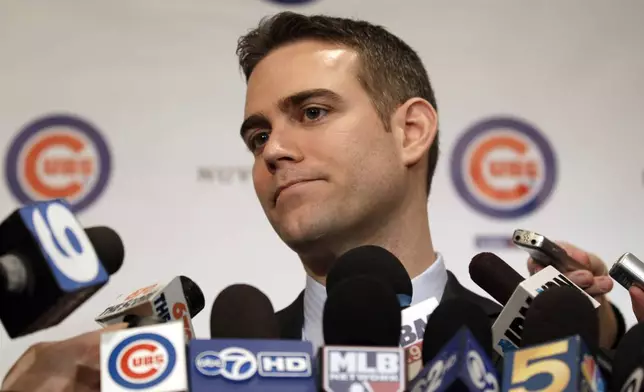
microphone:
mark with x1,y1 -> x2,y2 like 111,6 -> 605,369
189,283 -> 315,391
319,275 -> 406,391
400,295 -> 440,381
407,299 -> 499,392
520,285 -> 599,348
326,245 -> 413,308
420,299 -> 494,364
100,320 -> 188,391
469,252 -> 600,355
502,334 -> 606,392
95,275 -> 205,341
323,275 -> 402,347
0,199 -> 124,338
520,284 -> 613,386
612,322 -> 644,391
189,338 -> 316,391
210,283 -> 280,339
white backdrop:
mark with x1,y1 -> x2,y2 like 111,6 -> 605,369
1,0 -> 644,380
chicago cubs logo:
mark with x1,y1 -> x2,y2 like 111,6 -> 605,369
5,114 -> 111,213
450,117 -> 557,219
108,333 -> 176,389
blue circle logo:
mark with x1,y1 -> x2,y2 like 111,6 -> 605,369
4,114 -> 111,213
450,117 -> 557,219
107,333 -> 176,389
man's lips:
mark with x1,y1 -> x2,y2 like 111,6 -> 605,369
273,179 -> 319,204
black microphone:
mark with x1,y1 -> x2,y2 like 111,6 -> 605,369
326,245 -> 412,308
0,199 -> 124,338
209,283 -> 280,339
319,276 -> 407,391
502,285 -> 609,391
323,275 -> 401,347
421,298 -> 494,364
521,285 -> 599,348
408,299 -> 499,391
612,322 -> 644,391
469,252 -> 600,355
469,252 -> 524,306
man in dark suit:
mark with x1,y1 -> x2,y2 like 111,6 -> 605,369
4,11 -> 644,391
235,11 -> 626,350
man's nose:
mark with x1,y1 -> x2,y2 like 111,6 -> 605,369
262,125 -> 303,173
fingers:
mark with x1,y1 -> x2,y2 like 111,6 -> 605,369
527,259 -> 544,275
630,286 -> 644,322
3,324 -> 128,391
555,240 -> 607,275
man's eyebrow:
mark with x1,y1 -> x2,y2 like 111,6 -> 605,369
277,88 -> 343,112
240,89 -> 343,140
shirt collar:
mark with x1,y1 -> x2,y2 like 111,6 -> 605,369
302,253 -> 448,349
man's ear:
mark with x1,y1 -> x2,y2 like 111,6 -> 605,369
390,98 -> 438,167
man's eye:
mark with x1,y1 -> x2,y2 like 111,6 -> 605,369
248,132 -> 269,152
302,107 -> 328,121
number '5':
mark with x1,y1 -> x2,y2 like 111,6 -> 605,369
508,340 -> 571,392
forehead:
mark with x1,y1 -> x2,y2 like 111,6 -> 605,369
244,40 -> 362,114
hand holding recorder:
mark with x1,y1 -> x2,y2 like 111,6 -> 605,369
516,230 -> 619,348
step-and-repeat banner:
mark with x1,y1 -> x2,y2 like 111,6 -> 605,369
1,0 -> 643,379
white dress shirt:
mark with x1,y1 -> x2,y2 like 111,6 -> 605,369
302,253 -> 449,349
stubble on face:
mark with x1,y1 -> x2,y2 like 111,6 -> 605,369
243,40 -> 405,261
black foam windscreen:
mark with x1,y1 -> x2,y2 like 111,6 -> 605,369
421,298 -> 493,364
611,322 -> 644,391
326,245 -> 412,307
210,283 -> 280,339
85,226 -> 124,275
179,276 -> 205,318
521,285 -> 599,348
469,252 -> 524,306
323,275 -> 401,347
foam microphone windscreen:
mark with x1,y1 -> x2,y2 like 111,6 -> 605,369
421,298 -> 493,364
209,283 -> 280,339
323,275 -> 401,347
611,322 -> 644,390
469,252 -> 524,306
520,285 -> 599,348
85,226 -> 125,275
326,245 -> 412,306
179,276 -> 205,318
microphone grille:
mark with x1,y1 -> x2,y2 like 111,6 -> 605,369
179,276 -> 205,318
210,283 -> 280,339
469,252 -> 523,306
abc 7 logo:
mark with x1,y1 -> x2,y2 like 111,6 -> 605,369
466,350 -> 499,392
196,347 -> 258,381
621,368 -> 643,392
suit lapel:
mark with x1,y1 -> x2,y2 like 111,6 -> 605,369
276,290 -> 305,340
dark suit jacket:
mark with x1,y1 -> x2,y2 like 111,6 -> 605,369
275,270 -> 502,340
275,270 -> 626,351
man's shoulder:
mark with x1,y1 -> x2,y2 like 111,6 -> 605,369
442,270 -> 502,319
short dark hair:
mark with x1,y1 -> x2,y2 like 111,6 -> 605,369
236,12 -> 439,196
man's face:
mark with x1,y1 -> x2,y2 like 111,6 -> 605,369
242,40 -> 406,253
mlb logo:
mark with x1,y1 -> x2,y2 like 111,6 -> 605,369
320,346 -> 406,392
101,321 -> 187,391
